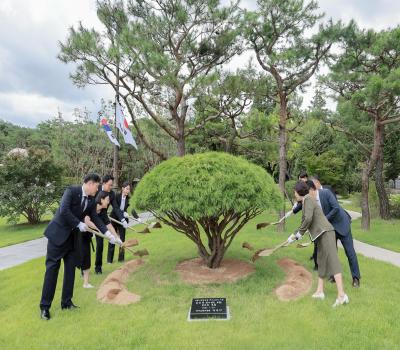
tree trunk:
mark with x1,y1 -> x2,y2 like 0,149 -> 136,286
361,119 -> 384,230
375,132 -> 390,219
277,95 -> 288,231
205,237 -> 225,268
176,118 -> 186,156
225,117 -> 236,153
360,165 -> 370,230
375,150 -> 390,219
177,135 -> 185,156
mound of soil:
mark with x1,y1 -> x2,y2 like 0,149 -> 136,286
175,257 -> 255,285
275,258 -> 312,301
97,259 -> 144,305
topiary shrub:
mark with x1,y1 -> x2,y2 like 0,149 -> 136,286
133,152 -> 282,268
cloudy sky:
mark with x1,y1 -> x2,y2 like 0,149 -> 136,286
0,0 -> 399,127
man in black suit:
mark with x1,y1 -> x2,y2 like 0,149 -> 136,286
39,174 -> 115,320
94,175 -> 126,274
107,181 -> 132,263
309,180 -> 361,287
310,175 -> 337,198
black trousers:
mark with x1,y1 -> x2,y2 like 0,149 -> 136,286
39,234 -> 76,310
336,230 -> 361,279
107,224 -> 126,263
312,242 -> 318,269
95,235 -> 104,272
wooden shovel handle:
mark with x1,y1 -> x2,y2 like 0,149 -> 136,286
109,217 -> 138,233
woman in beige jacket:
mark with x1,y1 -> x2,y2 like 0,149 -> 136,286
287,181 -> 349,307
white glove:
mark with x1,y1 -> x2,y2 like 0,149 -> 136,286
105,230 -> 116,244
294,231 -> 303,240
123,212 -> 129,219
116,238 -> 123,246
292,202 -> 298,211
121,219 -> 128,229
287,232 -> 302,244
78,222 -> 88,232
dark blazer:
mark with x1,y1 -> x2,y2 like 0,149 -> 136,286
293,201 -> 302,214
322,185 -> 337,199
111,193 -> 130,220
97,185 -> 124,222
44,186 -> 108,246
318,188 -> 351,237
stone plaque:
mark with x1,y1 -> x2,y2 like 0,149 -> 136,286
188,298 -> 229,320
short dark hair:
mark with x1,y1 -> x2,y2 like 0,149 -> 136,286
95,190 -> 110,205
310,175 -> 320,182
83,173 -> 101,183
121,181 -> 130,189
306,180 -> 316,190
294,181 -> 309,196
298,171 -> 308,179
102,174 -> 114,183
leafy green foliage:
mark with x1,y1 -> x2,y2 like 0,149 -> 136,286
133,152 -> 282,267
59,0 -> 243,156
0,148 -> 62,224
134,152 -> 282,219
389,194 -> 400,219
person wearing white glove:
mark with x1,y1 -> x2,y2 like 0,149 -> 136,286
107,181 -> 132,263
115,237 -> 123,246
39,173 -> 102,319
79,191 -> 116,289
292,180 -> 348,307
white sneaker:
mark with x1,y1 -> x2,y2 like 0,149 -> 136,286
311,292 -> 325,300
332,294 -> 349,307
83,283 -> 94,289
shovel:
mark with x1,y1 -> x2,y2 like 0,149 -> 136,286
251,239 -> 288,262
86,227 -> 135,256
109,217 -> 151,234
256,214 -> 287,230
128,215 -> 161,230
296,242 -> 311,248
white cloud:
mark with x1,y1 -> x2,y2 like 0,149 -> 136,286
0,0 -> 400,127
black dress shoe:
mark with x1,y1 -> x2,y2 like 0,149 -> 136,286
328,276 -> 336,283
352,277 -> 360,288
61,302 -> 79,310
95,268 -> 102,275
313,265 -> 318,271
40,309 -> 51,320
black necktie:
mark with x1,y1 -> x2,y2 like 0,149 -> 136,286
81,196 -> 88,212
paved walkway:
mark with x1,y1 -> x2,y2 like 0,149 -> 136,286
342,210 -> 400,267
0,212 -> 154,271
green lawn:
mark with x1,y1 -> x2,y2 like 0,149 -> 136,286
0,217 -> 47,248
1,211 -> 399,350
338,194 -> 400,252
351,218 -> 400,253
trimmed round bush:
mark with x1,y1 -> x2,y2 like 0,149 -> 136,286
133,152 -> 282,268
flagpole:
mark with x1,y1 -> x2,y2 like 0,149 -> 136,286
113,62 -> 120,189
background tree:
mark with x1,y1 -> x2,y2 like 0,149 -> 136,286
59,0 -> 243,158
0,148 -> 62,224
133,152 -> 282,268
323,24 -> 400,229
243,0 -> 340,224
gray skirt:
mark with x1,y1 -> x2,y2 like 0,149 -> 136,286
316,230 -> 342,279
